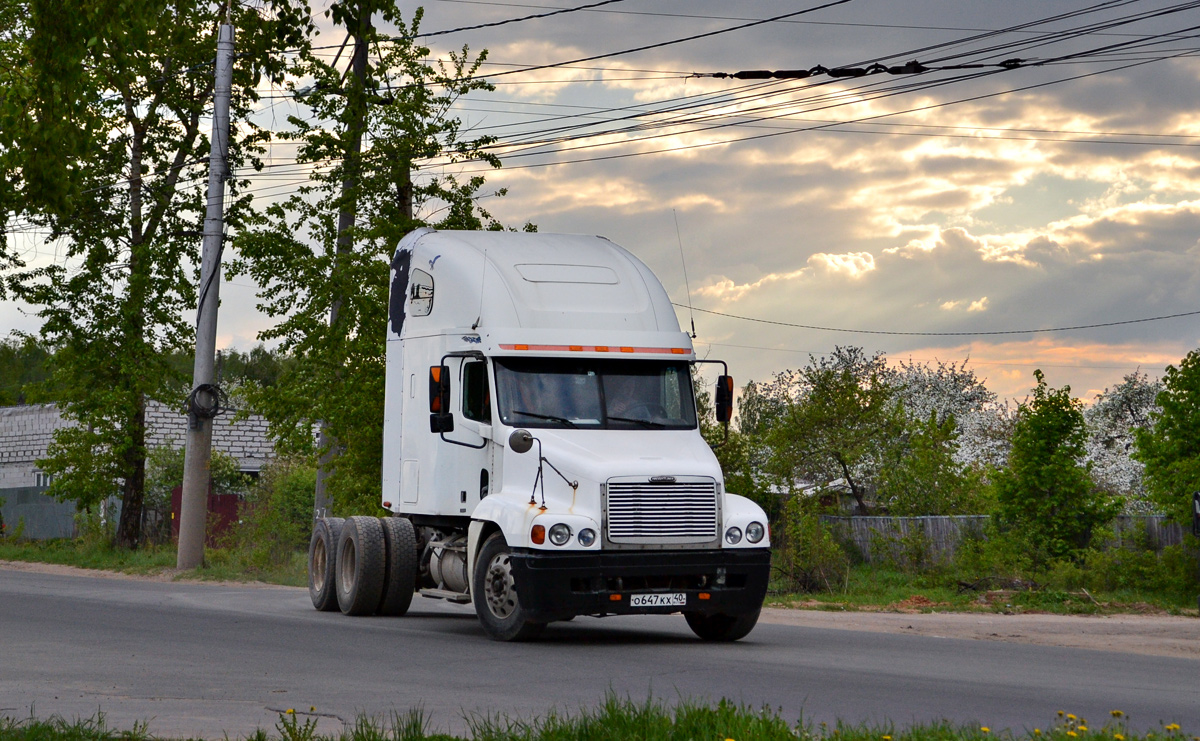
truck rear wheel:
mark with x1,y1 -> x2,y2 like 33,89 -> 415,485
377,516 -> 417,616
472,532 -> 545,642
336,515 -> 386,616
684,608 -> 761,642
307,517 -> 344,611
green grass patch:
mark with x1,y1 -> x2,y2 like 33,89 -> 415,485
766,563 -> 1199,616
0,700 -> 1191,741
0,538 -> 306,587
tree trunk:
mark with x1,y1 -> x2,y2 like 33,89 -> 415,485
116,395 -> 147,548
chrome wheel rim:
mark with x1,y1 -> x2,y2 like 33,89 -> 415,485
484,552 -> 517,619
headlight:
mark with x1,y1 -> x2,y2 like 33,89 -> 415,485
724,526 -> 742,545
549,523 -> 572,546
577,528 -> 596,547
746,521 -> 765,544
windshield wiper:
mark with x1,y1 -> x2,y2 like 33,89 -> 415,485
510,409 -> 577,428
607,415 -> 667,428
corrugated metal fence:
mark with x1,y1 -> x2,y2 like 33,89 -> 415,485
819,514 -> 1184,565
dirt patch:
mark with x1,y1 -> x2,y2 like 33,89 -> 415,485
760,606 -> 1200,659
888,594 -> 951,612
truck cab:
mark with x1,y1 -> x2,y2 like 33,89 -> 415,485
307,229 -> 770,641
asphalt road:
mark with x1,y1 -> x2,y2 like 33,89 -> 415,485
2,568 -> 1197,739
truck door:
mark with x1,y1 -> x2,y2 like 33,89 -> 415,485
439,357 -> 493,515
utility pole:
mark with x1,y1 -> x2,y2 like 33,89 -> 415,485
178,22 -> 235,570
314,4 -> 372,519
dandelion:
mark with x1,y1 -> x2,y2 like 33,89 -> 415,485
1059,712 -> 1066,718
1112,711 -> 1125,718
1034,730 -> 1042,736
285,709 -> 294,715
1067,732 -> 1077,738
1069,715 -> 1078,721
1115,735 -> 1125,741
1079,727 -> 1088,732
882,736 -> 892,740
310,706 -> 316,712
981,727 -> 990,734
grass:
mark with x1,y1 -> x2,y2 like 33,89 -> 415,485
0,537 -> 1193,615
766,563 -> 1200,616
0,537 -> 306,587
0,700 -> 1193,741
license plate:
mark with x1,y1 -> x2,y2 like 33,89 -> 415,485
629,592 -> 686,608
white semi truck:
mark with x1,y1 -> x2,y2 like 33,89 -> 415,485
306,229 -> 771,641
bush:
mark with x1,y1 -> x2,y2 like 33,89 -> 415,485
775,498 -> 849,593
226,457 -> 317,569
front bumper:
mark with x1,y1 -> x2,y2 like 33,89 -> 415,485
508,547 -> 771,621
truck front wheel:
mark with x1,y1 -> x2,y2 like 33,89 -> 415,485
472,533 -> 545,642
684,608 -> 761,642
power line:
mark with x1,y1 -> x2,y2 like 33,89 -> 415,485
417,0 -> 627,38
674,304 -> 1200,337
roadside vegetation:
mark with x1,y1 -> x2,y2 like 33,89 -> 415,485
0,700 -> 1193,741
3,344 -> 1199,613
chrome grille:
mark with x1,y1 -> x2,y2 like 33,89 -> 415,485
605,478 -> 718,545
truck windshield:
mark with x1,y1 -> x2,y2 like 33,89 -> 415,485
494,358 -> 697,430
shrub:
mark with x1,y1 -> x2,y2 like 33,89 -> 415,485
775,497 -> 849,593
227,457 -> 317,569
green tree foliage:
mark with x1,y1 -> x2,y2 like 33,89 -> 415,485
759,347 -> 905,514
695,376 -> 775,522
1133,349 -> 1200,525
878,412 -> 988,516
0,335 -> 51,405
1,0 -> 306,546
232,4 -> 524,514
992,370 -> 1117,561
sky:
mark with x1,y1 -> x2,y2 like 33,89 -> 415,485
7,0 -> 1200,402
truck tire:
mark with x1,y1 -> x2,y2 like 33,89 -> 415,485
377,516 -> 418,616
336,515 -> 386,616
472,532 -> 545,642
307,517 -> 344,611
684,608 -> 761,642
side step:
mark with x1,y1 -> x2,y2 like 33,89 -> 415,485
418,587 -> 471,604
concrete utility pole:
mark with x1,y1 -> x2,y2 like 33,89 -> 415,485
313,7 -> 372,519
178,22 -> 235,570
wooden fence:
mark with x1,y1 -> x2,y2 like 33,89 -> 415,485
819,514 -> 1184,565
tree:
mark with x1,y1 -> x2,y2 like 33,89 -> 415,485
0,335 -> 52,405
232,4 -> 524,514
1,0 -> 305,547
1086,371 -> 1160,512
886,357 -> 1012,471
760,347 -> 905,514
1133,349 -> 1200,525
878,411 -> 988,516
992,370 -> 1116,561
695,375 -> 775,522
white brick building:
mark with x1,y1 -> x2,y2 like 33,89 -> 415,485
0,401 -> 275,537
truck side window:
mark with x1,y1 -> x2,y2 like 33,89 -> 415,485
462,361 -> 491,422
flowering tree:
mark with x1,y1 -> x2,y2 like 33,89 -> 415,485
1085,371 -> 1161,513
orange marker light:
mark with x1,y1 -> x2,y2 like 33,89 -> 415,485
515,344 -> 529,351
698,592 -> 711,600
595,346 -> 609,352
620,346 -> 634,353
609,594 -> 622,601
671,348 -> 688,354
569,345 -> 583,351
531,524 -> 545,544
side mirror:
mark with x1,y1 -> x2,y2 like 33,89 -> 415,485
508,429 -> 534,454
715,375 -> 734,423
429,365 -> 454,433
